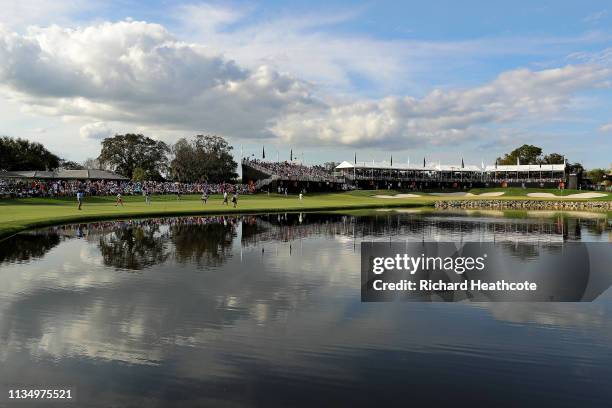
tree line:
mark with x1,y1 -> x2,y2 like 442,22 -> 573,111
1,137 -> 609,184
0,133 -> 239,183
496,144 -> 609,183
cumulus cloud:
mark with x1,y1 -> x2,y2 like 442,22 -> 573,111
0,21 -> 317,140
272,64 -> 612,146
600,123 -> 612,133
0,20 -> 611,149
79,122 -> 113,140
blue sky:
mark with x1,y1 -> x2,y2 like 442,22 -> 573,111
0,0 -> 610,169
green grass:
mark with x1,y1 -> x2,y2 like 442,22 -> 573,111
1,189 -> 610,239
0,191 -> 433,239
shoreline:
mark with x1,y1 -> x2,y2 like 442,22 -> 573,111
0,199 -> 428,241
435,199 -> 612,211
2,192 -> 611,241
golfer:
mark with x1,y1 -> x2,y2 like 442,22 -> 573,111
77,190 -> 83,210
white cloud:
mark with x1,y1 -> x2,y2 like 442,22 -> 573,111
0,19 -> 610,150
0,21 -> 318,140
583,10 -> 608,24
0,0 -> 96,29
172,3 -> 612,97
600,123 -> 612,133
272,64 -> 612,147
79,122 -> 113,140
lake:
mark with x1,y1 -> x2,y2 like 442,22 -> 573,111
1,210 -> 611,407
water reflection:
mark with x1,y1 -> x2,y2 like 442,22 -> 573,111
0,210 -> 611,407
2,211 -> 611,270
0,232 -> 60,264
171,217 -> 238,268
98,224 -> 170,270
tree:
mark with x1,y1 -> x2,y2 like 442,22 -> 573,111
132,167 -> 146,182
541,153 -> 564,164
567,162 -> 584,175
0,136 -> 60,171
98,134 -> 169,180
587,168 -> 607,184
59,159 -> 84,170
170,135 -> 237,183
496,144 -> 543,165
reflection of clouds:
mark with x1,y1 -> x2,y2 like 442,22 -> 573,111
0,211 -> 611,404
485,303 -> 604,327
482,289 -> 612,332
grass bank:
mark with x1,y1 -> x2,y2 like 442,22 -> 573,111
0,191 -> 433,239
1,189 -> 610,240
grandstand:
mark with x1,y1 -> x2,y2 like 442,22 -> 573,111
242,158 -> 345,192
336,160 -> 566,189
242,156 -> 568,192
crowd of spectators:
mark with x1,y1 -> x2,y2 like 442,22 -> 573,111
244,158 -> 335,180
0,178 -> 253,198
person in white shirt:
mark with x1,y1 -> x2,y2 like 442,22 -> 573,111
77,191 -> 83,210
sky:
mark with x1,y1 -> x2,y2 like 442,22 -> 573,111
0,0 -> 611,169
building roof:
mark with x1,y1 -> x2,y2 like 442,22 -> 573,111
336,161 -> 566,172
0,169 -> 128,180
484,164 -> 565,172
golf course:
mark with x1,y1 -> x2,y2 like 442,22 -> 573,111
1,188 -> 611,240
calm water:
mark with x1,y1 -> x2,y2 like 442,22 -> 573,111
1,210 -> 611,407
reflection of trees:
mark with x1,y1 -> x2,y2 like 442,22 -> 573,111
171,219 -> 237,268
0,233 -> 60,265
241,213 -> 350,246
98,226 -> 170,270
240,212 -> 610,246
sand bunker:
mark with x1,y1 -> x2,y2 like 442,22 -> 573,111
429,192 -> 475,197
527,192 -> 607,199
372,194 -> 421,199
478,192 -> 505,197
564,192 -> 607,199
526,193 -> 556,198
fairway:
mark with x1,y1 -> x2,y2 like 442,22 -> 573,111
1,189 -> 611,239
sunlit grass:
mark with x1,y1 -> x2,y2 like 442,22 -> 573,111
1,189 -> 609,239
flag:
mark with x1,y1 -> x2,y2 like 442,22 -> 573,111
423,157 -> 426,167
290,149 -> 293,161
481,159 -> 484,169
516,156 -> 520,166
391,155 -> 393,166
495,159 -> 498,169
461,158 -> 464,168
354,152 -> 357,165
262,146 -> 265,159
